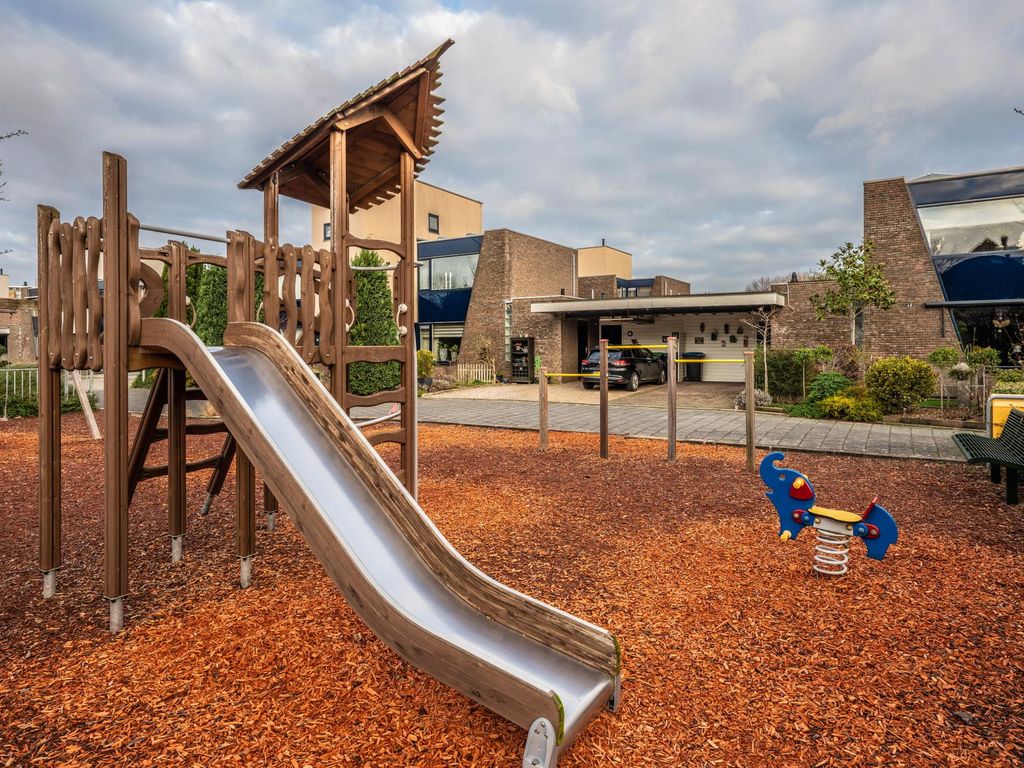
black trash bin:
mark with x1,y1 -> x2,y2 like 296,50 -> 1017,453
681,352 -> 705,382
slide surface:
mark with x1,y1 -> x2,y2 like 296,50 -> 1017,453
140,318 -> 619,763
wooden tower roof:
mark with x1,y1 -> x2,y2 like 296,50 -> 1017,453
239,39 -> 453,213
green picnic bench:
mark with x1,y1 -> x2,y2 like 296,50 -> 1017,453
953,407 -> 1024,505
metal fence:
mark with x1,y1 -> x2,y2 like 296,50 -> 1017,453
0,367 -> 97,407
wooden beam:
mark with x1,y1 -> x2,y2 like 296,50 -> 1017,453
348,163 -> 400,210
167,368 -> 187,548
380,106 -> 423,160
37,205 -> 61,589
329,128 -> 349,404
263,172 -> 280,520
414,73 -> 431,149
302,163 -> 330,200
399,151 -> 418,498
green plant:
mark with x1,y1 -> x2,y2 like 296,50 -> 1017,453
996,369 -> 1024,383
791,345 -> 833,398
865,356 -> 936,413
967,346 -> 1002,371
417,348 -> 435,379
195,265 -> 228,346
348,250 -> 401,396
809,240 -> 896,345
926,347 -> 960,370
787,401 -> 824,418
948,362 -> 973,381
993,381 -> 1024,394
806,371 -> 853,403
817,391 -> 884,422
735,388 -> 773,409
753,347 -> 804,399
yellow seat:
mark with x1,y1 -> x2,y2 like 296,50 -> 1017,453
808,505 -> 861,523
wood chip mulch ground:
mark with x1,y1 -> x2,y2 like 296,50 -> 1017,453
1,414 -> 1022,766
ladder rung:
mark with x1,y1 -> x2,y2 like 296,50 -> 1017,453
139,455 -> 222,481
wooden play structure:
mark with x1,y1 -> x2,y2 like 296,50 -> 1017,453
35,41 -> 619,767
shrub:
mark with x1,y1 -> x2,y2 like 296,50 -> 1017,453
753,348 -> 803,398
947,362 -> 973,381
818,392 -> 884,422
996,369 -> 1024,383
806,372 -> 853,403
926,347 -> 960,370
417,348 -> 435,379
820,342 -> 866,380
735,388 -> 772,409
2,392 -> 97,419
788,401 -> 824,419
993,381 -> 1024,395
865,356 -> 937,413
348,250 -> 401,396
195,265 -> 228,346
967,346 -> 1002,370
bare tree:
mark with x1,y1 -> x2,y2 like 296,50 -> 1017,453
740,304 -> 788,396
0,129 -> 28,257
746,271 -> 816,292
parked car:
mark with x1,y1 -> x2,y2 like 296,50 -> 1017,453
580,346 -> 666,391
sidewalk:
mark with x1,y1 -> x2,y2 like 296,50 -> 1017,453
398,398 -> 967,462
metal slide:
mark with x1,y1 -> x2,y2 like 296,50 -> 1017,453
140,318 -> 619,768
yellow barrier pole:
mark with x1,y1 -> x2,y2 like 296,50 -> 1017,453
599,339 -> 609,459
667,336 -> 677,464
744,350 -> 755,472
539,367 -> 549,452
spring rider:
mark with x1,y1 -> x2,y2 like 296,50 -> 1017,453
759,452 -> 898,576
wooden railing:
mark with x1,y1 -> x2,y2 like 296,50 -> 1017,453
455,361 -> 496,384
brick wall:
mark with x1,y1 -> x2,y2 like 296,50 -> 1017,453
652,276 -> 691,296
0,298 -> 38,364
578,274 -> 616,299
461,229 -> 578,378
774,178 -> 951,360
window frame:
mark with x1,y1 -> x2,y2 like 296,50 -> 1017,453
323,222 -> 332,241
427,213 -> 440,234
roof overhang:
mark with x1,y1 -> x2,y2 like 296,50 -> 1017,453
238,39 -> 453,213
531,292 -> 785,318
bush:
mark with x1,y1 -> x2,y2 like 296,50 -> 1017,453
820,343 -> 866,380
753,347 -> 803,399
348,250 -> 401,396
195,265 -> 228,346
417,348 -> 435,379
865,356 -> 936,413
735,388 -> 772,409
926,347 -> 960,370
995,368 -> 1024,383
818,392 -> 884,422
948,362 -> 973,381
2,392 -> 97,418
806,372 -> 853,403
993,381 -> 1024,395
967,346 -> 1002,370
788,400 -> 824,419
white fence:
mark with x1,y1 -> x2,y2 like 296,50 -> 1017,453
454,361 -> 496,385
0,368 -> 98,410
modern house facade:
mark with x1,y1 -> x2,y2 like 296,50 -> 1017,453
775,165 -> 1024,366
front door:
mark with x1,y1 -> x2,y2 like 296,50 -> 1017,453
603,324 -> 622,346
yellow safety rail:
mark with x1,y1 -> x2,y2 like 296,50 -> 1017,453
606,344 -> 669,350
674,358 -> 745,364
544,372 -> 600,377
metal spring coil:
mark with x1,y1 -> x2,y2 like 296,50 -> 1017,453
813,530 -> 850,576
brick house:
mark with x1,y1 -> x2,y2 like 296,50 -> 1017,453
775,166 -> 1024,365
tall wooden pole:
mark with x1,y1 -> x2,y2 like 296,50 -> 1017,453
37,205 -> 61,599
399,151 -> 418,497
102,152 -> 130,631
599,338 -> 609,459
744,350 -> 756,472
538,367 -> 549,451
667,336 -> 677,464
262,172 -> 280,528
329,128 -> 349,405
167,241 -> 187,561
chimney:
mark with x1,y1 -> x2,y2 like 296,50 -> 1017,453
601,238 -> 606,246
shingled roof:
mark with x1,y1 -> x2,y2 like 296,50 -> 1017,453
238,39 -> 453,212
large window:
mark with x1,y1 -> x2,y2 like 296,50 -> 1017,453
419,253 -> 479,291
504,300 -> 513,362
917,196 -> 1024,256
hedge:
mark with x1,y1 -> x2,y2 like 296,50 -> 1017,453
348,250 -> 401,396
865,356 -> 936,413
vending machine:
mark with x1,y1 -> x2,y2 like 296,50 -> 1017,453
510,336 -> 536,383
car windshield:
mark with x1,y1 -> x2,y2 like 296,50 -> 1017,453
586,350 -> 623,362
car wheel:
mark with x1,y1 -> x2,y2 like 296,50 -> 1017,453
582,382 -> 596,390
627,371 -> 640,391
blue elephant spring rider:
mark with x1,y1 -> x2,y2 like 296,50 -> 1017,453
759,452 -> 898,576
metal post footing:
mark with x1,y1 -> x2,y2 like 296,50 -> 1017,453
42,570 -> 57,599
239,555 -> 252,588
108,596 -> 124,633
170,535 -> 184,563
522,717 -> 555,768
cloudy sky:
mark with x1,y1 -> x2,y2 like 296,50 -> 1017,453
2,0 -> 1023,291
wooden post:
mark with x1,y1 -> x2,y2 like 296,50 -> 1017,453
539,367 -> 549,451
167,368 -> 186,562
102,152 -> 130,631
227,232 -> 257,586
262,173 -> 280,525
399,151 -> 418,497
744,350 -> 755,472
329,128 -> 349,405
667,336 -> 677,464
599,338 -> 609,459
37,205 -> 61,599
